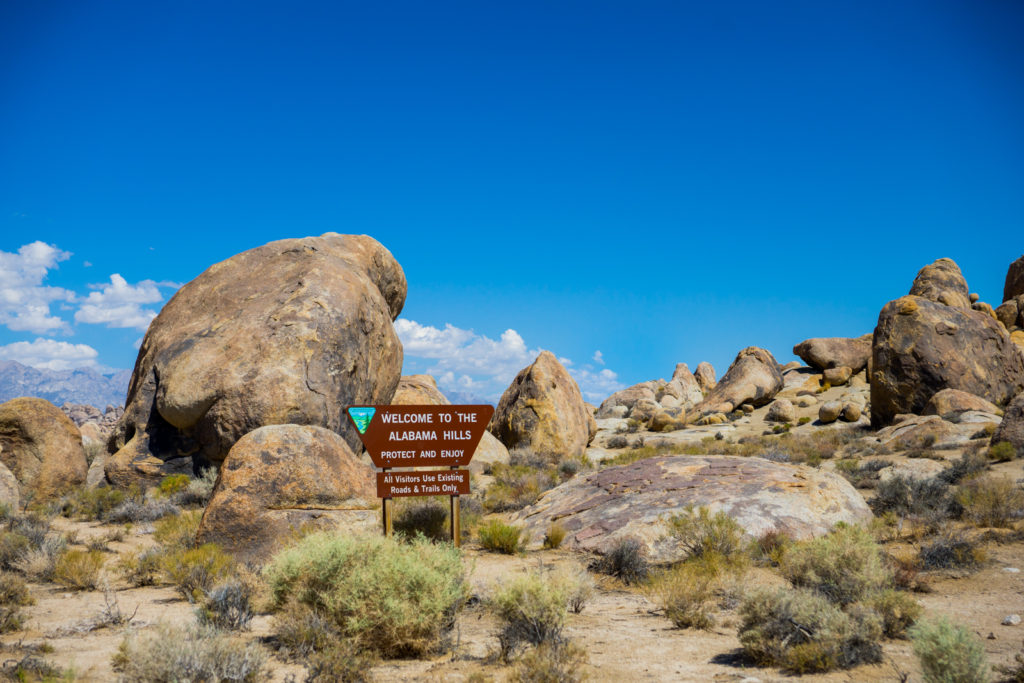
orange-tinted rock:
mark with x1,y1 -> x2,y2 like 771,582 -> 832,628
695,347 -> 784,417
793,335 -> 872,373
0,397 -> 87,502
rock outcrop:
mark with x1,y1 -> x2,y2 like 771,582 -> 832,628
694,362 -> 716,393
792,335 -> 872,373
1005,255 -> 1024,303
392,374 -> 509,471
871,294 -> 1024,426
694,347 -> 784,417
991,392 -> 1024,456
666,364 -> 704,408
514,455 -> 871,563
0,397 -> 87,502
922,389 -> 1000,418
107,233 -> 406,487
909,257 -> 971,310
0,463 -> 19,511
489,351 -> 595,459
595,383 -> 656,419
766,398 -> 795,423
195,425 -> 376,564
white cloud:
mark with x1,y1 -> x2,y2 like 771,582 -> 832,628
0,338 -> 99,371
0,241 -> 76,334
592,350 -> 604,365
395,318 -> 625,403
74,274 -> 166,330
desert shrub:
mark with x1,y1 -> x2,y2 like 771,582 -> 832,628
58,486 -> 127,520
589,537 -> 648,584
484,463 -> 559,512
511,641 -> 588,683
8,514 -> 50,548
12,534 -> 65,581
751,529 -> 792,567
870,475 -> 955,534
105,497 -> 179,523
157,474 -> 191,497
606,435 -> 629,449
113,622 -> 266,682
264,532 -> 467,657
303,640 -> 376,683
0,571 -> 32,607
957,475 -> 1024,528
564,567 -> 594,614
478,520 -> 525,554
173,467 -> 219,507
0,532 -> 30,570
394,499 -> 450,541
910,616 -> 990,683
798,416 -> 811,425
664,506 -> 744,562
161,543 -> 236,602
988,440 -> 1018,462
781,524 -> 892,606
118,548 -> 164,587
648,563 -> 715,630
918,529 -> 986,570
738,587 -> 883,673
868,588 -> 921,637
995,646 -> 1024,682
153,509 -> 203,551
939,451 -> 990,484
53,549 -> 104,590
836,459 -> 892,489
490,569 -> 574,658
197,580 -> 254,631
274,599 -> 340,656
543,523 -> 567,550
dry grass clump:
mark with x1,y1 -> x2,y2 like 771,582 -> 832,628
264,532 -> 467,658
161,543 -> 236,603
780,524 -> 892,606
153,509 -> 203,550
0,571 -> 32,634
53,549 -> 105,590
478,520 -> 526,554
542,522 -> 567,550
113,623 -> 266,682
869,588 -> 923,638
393,499 -> 450,541
588,537 -> 649,584
647,562 -> 717,630
489,567 -> 591,661
511,641 -> 588,683
910,616 -> 990,683
172,467 -> 220,507
957,475 -> 1024,528
197,580 -> 255,631
484,462 -> 559,512
918,529 -> 986,570
56,486 -> 127,521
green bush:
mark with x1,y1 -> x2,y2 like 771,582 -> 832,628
910,616 -> 990,683
868,588 -> 921,638
158,474 -> 191,497
490,569 -> 574,659
264,532 -> 467,657
478,520 -> 525,554
153,509 -> 203,551
542,523 -> 567,550
780,524 -> 892,605
113,623 -> 266,682
738,587 -> 882,673
161,543 -> 236,602
664,506 -> 745,562
58,486 -> 127,520
53,549 -> 105,590
988,440 -> 1017,462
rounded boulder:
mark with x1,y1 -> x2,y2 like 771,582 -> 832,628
0,397 -> 87,502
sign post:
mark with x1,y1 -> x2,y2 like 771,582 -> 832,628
347,404 -> 494,547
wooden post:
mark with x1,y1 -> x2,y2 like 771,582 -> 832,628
382,468 -> 393,538
450,466 -> 461,548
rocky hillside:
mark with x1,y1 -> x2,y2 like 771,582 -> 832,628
0,360 -> 129,410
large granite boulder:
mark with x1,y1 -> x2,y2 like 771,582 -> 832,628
922,389 -> 1000,418
391,374 -> 508,471
195,424 -> 376,564
489,351 -> 596,459
595,382 -> 656,419
694,347 -> 784,417
0,397 -> 87,502
871,295 -> 1024,426
991,392 -> 1024,457
792,334 -> 872,373
1005,255 -> 1024,303
666,363 -> 704,409
514,455 -> 871,563
694,362 -> 716,393
909,257 -> 971,310
107,233 -> 406,487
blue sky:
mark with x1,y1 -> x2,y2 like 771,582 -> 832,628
1,1 -> 1021,403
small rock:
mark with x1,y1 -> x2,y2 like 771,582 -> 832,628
970,292 -> 980,304
741,403 -> 754,414
819,400 -> 843,424
1004,567 -> 1021,573
988,632 -> 997,640
1002,614 -> 1021,626
823,366 -> 853,386
766,399 -> 796,423
840,402 -> 862,422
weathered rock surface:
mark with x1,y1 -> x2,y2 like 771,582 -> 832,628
792,335 -> 872,373
195,424 -> 376,564
1005,255 -> 1024,302
997,298 -> 1024,331
872,414 -> 991,451
667,364 -> 704,409
0,462 -> 19,511
514,455 -> 871,562
819,401 -> 842,424
694,347 -> 784,417
0,397 -> 87,502
694,362 -> 717,392
489,351 -> 596,459
909,257 -> 971,310
991,392 -> 1024,455
595,383 -> 656,419
766,399 -> 795,423
391,374 -> 508,471
107,233 -> 406,487
841,402 -> 862,422
871,295 -> 1024,426
823,366 -> 853,386
923,389 -> 1001,418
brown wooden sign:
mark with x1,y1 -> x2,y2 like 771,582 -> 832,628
346,404 -> 494,469
376,469 -> 471,498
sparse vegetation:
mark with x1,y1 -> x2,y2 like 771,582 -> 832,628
543,522 -> 567,550
478,519 -> 526,554
113,623 -> 267,682
939,451 -> 990,484
781,524 -> 892,606
490,568 -> 575,659
648,563 -> 716,630
265,532 -> 467,657
957,475 -> 1024,528
664,505 -> 745,562
918,529 -> 986,570
988,440 -> 1018,462
53,549 -> 105,590
511,641 -> 588,683
589,537 -> 649,584
161,543 -> 236,602
484,461 -> 559,512
910,616 -> 990,683
869,588 -> 922,638
393,498 -> 449,541
197,579 -> 255,631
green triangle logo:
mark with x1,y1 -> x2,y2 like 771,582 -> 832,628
347,407 -> 376,435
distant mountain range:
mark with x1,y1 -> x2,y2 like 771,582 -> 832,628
0,361 -> 131,410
